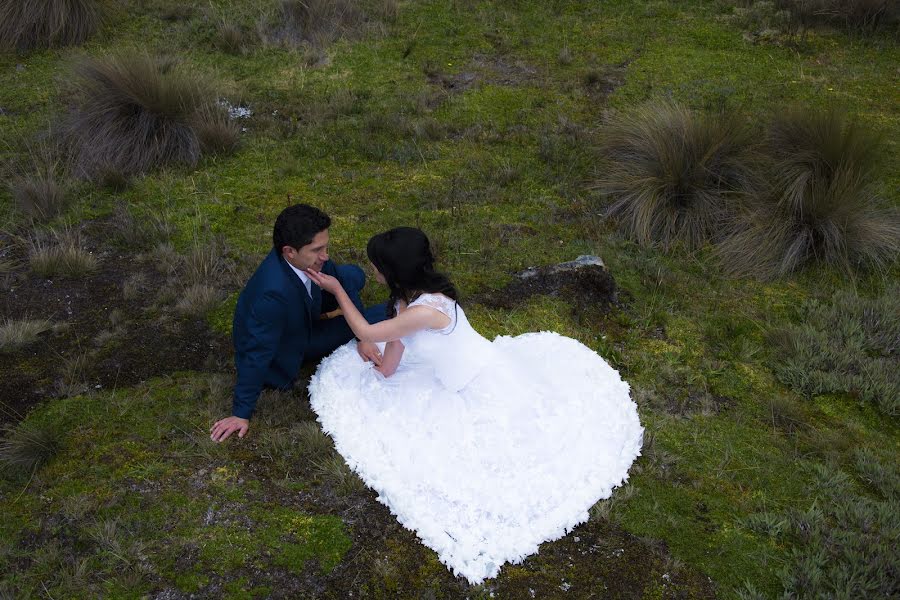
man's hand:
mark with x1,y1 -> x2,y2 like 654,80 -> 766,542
356,341 -> 383,366
210,416 -> 250,442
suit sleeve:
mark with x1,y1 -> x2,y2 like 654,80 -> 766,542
232,292 -> 287,419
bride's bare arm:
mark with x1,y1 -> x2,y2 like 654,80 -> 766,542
304,269 -> 450,342
375,340 -> 404,377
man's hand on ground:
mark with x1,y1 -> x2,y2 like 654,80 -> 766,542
356,341 -> 383,366
210,416 -> 250,442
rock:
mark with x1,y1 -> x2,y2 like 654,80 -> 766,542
517,255 -> 606,279
473,255 -> 617,317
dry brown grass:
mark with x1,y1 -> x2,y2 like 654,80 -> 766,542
65,52 -> 231,179
0,0 -> 104,51
719,107 -> 900,277
596,102 -> 761,250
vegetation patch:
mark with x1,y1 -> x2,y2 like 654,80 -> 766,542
768,287 -> 899,416
65,52 -> 238,180
0,0 -> 105,51
595,101 -> 759,250
719,107 -> 900,278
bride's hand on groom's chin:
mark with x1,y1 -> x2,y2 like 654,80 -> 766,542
210,416 -> 250,442
304,269 -> 342,294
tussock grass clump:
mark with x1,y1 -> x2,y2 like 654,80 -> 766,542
29,229 -> 98,278
0,0 -> 104,51
10,173 -> 68,223
720,108 -> 899,277
175,284 -> 221,316
0,422 -> 63,475
215,21 -> 254,55
293,421 -> 334,460
596,102 -> 760,250
313,454 -> 366,495
0,318 -> 53,352
768,287 -> 899,416
66,53 -> 236,179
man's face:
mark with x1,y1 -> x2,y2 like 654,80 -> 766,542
283,229 -> 329,272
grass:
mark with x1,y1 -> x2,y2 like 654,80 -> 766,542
0,0 -> 104,51
719,107 -> 900,278
0,0 -> 898,596
595,101 -> 760,250
767,287 -> 899,416
9,173 -> 68,223
65,52 -> 228,180
28,229 -> 98,278
0,422 -> 63,476
0,319 -> 52,353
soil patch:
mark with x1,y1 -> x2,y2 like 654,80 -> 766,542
428,53 -> 543,94
0,238 -> 230,424
472,259 -> 618,320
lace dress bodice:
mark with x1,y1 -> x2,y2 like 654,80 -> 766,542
397,293 -> 497,392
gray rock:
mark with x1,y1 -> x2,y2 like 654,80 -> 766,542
517,255 -> 606,279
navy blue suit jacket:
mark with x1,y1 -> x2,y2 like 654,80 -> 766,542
231,249 -> 365,419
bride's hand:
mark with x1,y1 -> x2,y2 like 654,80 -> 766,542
305,268 -> 343,295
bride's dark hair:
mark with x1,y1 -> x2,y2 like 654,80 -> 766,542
367,227 -> 458,317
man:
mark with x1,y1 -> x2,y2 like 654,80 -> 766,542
210,204 -> 387,442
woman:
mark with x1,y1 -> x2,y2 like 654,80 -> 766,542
306,227 -> 643,583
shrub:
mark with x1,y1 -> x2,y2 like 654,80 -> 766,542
66,52 -> 226,179
720,108 -> 900,277
0,0 -> 104,51
0,422 -> 63,475
743,458 -> 899,598
596,102 -> 760,250
0,318 -> 53,352
768,287 -> 899,416
28,229 -> 99,278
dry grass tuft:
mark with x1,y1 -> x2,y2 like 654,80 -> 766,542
0,0 -> 104,51
0,319 -> 53,353
175,284 -> 222,317
719,107 -> 899,277
10,174 -> 68,223
260,0 -> 375,49
28,229 -> 98,278
65,52 -> 226,179
0,422 -> 63,475
596,102 -> 760,250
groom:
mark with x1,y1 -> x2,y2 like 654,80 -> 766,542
210,203 -> 387,442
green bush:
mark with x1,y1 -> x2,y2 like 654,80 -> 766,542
768,287 -> 899,416
741,458 -> 899,598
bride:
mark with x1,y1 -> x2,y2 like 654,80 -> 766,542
305,227 -> 643,583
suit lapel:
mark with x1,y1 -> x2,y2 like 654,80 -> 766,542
276,251 -> 313,319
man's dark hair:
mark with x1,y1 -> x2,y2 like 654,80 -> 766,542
273,204 -> 331,252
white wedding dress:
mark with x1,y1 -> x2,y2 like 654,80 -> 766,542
310,293 -> 643,583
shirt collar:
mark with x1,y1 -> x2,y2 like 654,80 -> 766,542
283,257 -> 311,286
